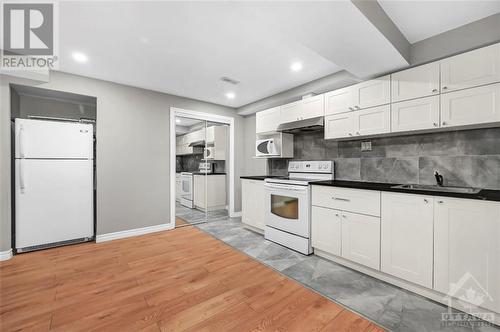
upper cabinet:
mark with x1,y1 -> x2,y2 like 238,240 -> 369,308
325,104 -> 390,139
325,86 -> 356,115
325,76 -> 390,115
353,75 -> 391,110
280,94 -> 325,124
441,43 -> 500,93
441,83 -> 500,128
391,62 -> 440,102
256,106 -> 281,134
391,95 -> 440,132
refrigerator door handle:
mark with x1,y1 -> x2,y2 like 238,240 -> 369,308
19,125 -> 26,158
19,159 -> 26,193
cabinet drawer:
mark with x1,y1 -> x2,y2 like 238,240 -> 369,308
312,186 -> 381,217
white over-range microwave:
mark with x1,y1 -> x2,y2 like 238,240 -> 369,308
255,138 -> 281,157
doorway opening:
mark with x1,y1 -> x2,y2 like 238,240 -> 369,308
170,108 -> 235,229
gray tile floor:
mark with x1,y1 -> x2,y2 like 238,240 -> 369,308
181,214 -> 499,332
175,202 -> 229,226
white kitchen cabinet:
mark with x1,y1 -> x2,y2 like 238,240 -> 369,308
311,206 -> 342,256
325,86 -> 356,115
280,100 -> 302,124
325,105 -> 390,139
241,179 -> 265,231
354,104 -> 391,136
441,83 -> 500,128
324,112 -> 355,139
381,193 -> 434,288
193,174 -> 226,210
391,95 -> 440,132
353,75 -> 391,110
341,211 -> 380,270
301,94 -> 325,119
312,186 -> 380,217
256,107 -> 281,134
434,197 -> 500,313
441,43 -> 500,93
391,62 -> 440,102
175,173 -> 182,202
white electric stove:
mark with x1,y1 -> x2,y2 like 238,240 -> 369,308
264,161 -> 334,255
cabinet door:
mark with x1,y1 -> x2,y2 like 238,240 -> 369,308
324,86 -> 356,115
391,62 -> 440,102
434,198 -> 500,313
391,95 -> 440,132
381,193 -> 434,288
256,107 -> 281,133
353,75 -> 391,109
441,43 -> 500,92
354,104 -> 391,136
324,113 -> 355,139
242,179 -> 265,230
280,101 -> 302,124
193,175 -> 206,209
311,206 -> 342,256
441,83 -> 500,128
301,94 -> 325,119
341,212 -> 380,270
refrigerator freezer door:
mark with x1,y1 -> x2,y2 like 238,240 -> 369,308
15,159 -> 93,249
15,118 -> 93,159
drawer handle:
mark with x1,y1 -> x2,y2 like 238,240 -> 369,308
424,199 -> 428,203
437,200 -> 444,204
433,122 -> 438,127
432,89 -> 438,93
442,121 -> 447,126
333,197 -> 351,202
442,86 -> 448,90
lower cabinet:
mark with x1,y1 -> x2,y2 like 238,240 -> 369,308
434,197 -> 500,313
193,175 -> 226,210
311,206 -> 342,256
241,179 -> 265,231
341,211 -> 380,270
381,192 -> 434,288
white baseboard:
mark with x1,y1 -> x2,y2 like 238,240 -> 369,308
96,223 -> 172,243
0,249 -> 13,261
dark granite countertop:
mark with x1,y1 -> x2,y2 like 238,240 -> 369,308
311,180 -> 500,202
240,175 -> 281,181
192,172 -> 226,176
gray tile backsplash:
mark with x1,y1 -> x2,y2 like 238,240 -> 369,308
268,128 -> 500,190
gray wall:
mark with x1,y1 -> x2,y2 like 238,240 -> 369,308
268,129 -> 500,190
0,71 -> 243,252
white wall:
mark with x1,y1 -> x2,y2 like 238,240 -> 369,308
0,71 -> 243,251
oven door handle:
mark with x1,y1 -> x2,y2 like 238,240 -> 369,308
264,183 -> 308,192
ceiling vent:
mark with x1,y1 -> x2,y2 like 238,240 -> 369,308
220,76 -> 240,85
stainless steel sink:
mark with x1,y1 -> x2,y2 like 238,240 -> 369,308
391,184 -> 482,194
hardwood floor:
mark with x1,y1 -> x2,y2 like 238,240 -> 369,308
0,226 -> 385,332
175,217 -> 188,227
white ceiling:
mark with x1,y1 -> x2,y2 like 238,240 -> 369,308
58,2 -> 413,108
379,0 -> 500,44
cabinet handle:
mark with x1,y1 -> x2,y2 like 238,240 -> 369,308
356,132 -> 360,135
355,106 -> 360,110
335,213 -> 339,217
334,197 -> 351,202
349,107 -> 354,111
442,86 -> 448,90
433,122 -> 438,127
437,200 -> 444,204
424,199 -> 428,203
348,133 -> 353,136
432,89 -> 438,93
342,215 -> 347,218
442,121 -> 447,126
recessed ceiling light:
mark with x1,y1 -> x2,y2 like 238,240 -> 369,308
175,118 -> 181,124
225,92 -> 236,99
291,62 -> 303,72
72,52 -> 88,63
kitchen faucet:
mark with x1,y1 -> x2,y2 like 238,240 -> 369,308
434,171 -> 444,186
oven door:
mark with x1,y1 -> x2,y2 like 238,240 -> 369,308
265,182 -> 310,238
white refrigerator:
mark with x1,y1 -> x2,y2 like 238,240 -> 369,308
15,118 -> 94,252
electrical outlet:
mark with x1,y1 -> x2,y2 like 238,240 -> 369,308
361,141 -> 372,152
